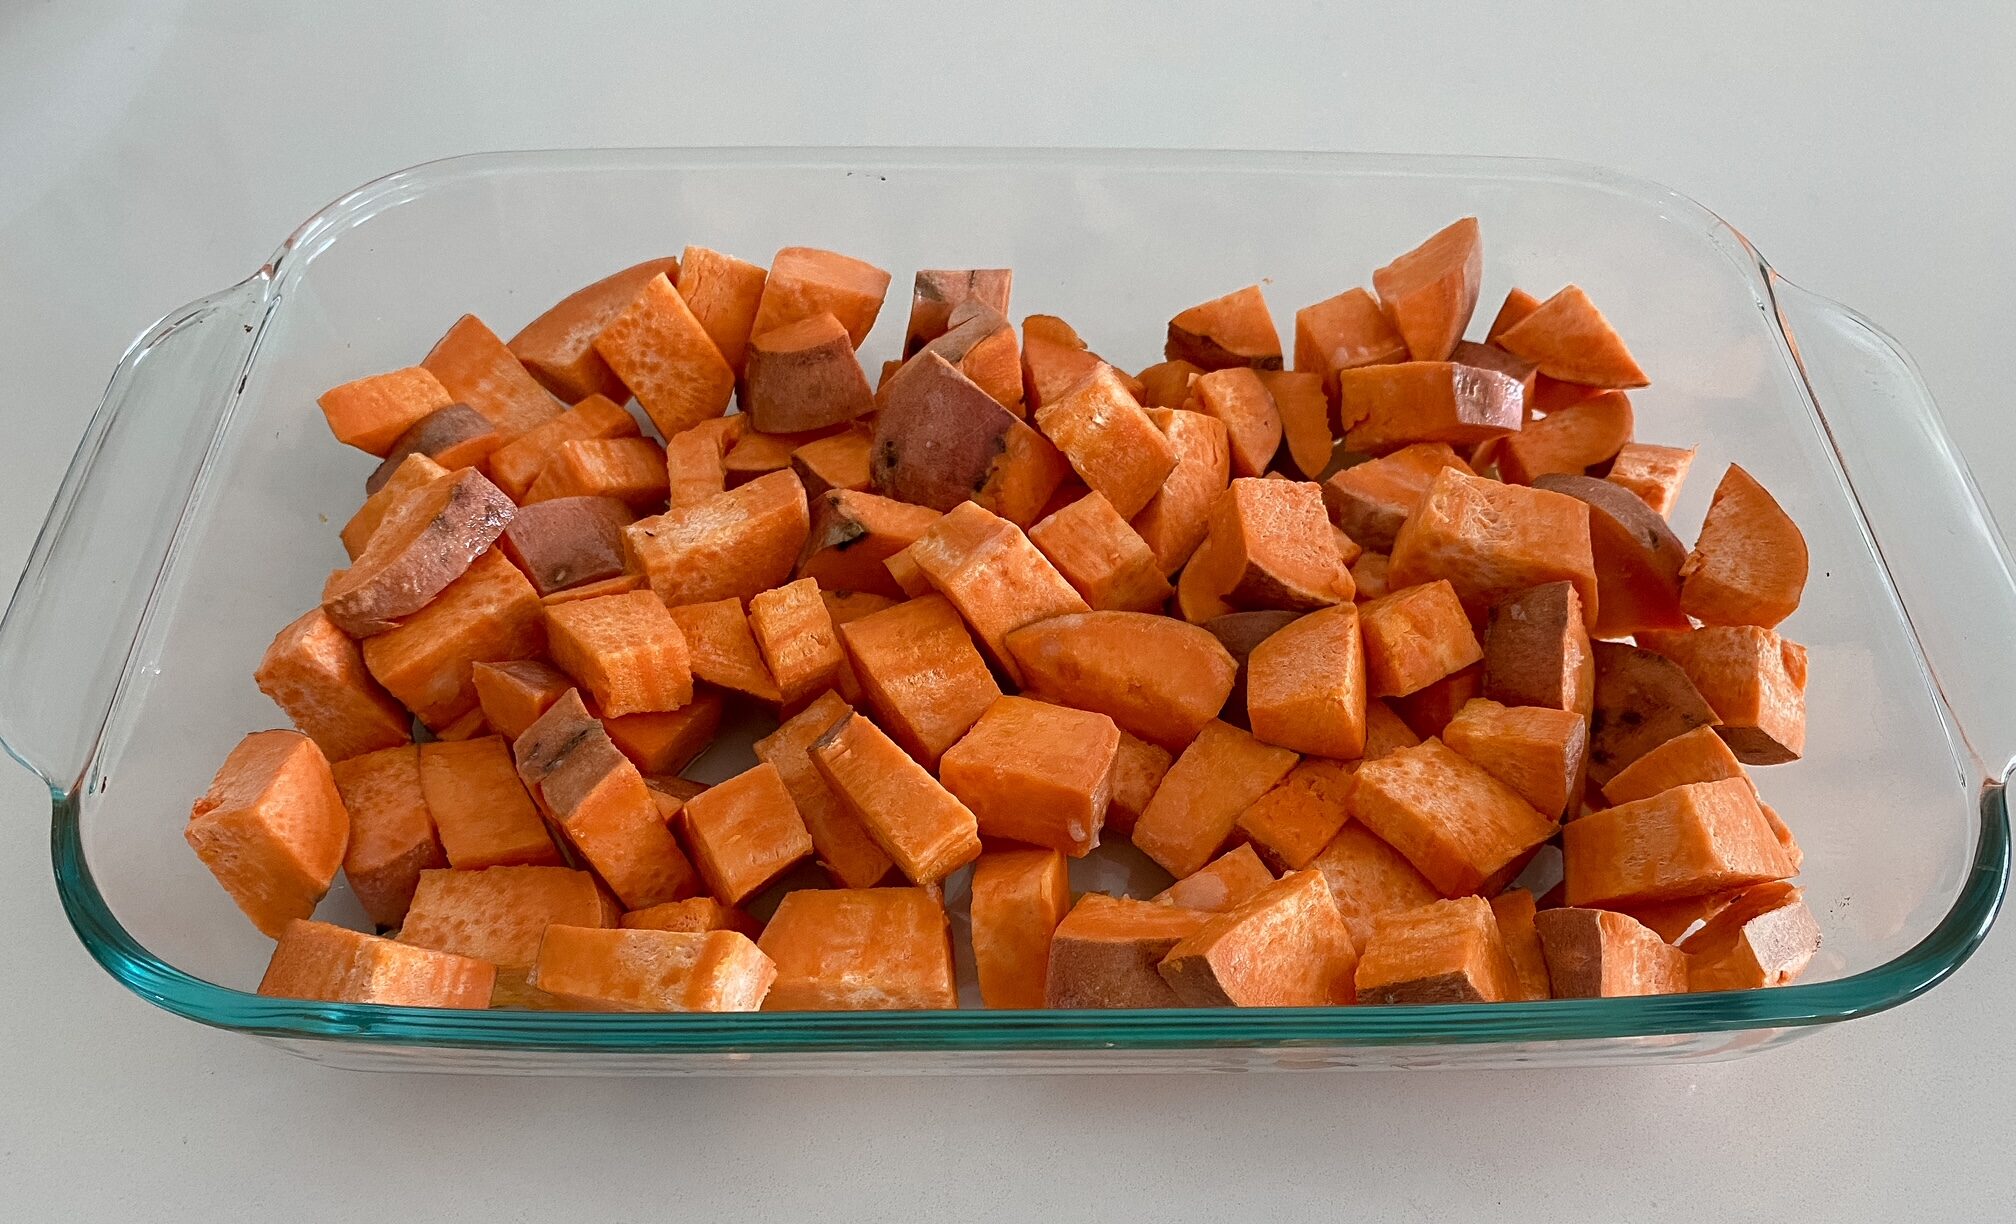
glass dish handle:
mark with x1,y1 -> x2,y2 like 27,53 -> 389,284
0,273 -> 271,795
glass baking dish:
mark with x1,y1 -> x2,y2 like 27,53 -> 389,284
1,147 -> 2007,1075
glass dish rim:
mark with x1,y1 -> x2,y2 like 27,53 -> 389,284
30,145 -> 2015,1051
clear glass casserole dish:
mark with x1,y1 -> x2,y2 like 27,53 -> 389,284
1,147 -> 2007,1075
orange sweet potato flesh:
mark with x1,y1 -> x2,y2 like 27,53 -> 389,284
1133,407 -> 1232,576
256,608 -> 412,762
1321,443 -> 1475,554
680,762 -> 814,905
1209,478 -> 1354,612
790,428 -> 874,499
418,735 -> 560,870
324,468 -> 516,637
1234,759 -> 1355,871
1442,698 -> 1587,821
1680,881 -> 1822,991
509,257 -> 681,403
810,711 -> 982,885
423,314 -> 566,441
1601,723 -> 1746,806
1160,869 -> 1357,1006
1205,609 -> 1299,729
398,864 -> 617,972
1486,288 -> 1542,343
726,425 -> 847,488
667,598 -> 780,702
593,272 -> 735,439
1034,364 -> 1178,519
1349,738 -> 1555,897
1533,907 -> 1686,997
530,925 -> 777,1012
872,352 -> 1068,525
1372,217 -> 1483,362
1607,442 -> 1695,519
1133,720 -> 1299,879
1681,464 -> 1809,629
1637,625 -> 1807,764
600,694 -> 722,775
1390,664 -> 1486,742
1245,607 -> 1368,759
838,594 -> 998,769
185,730 -> 349,937
522,437 -> 666,509
1308,823 -> 1438,950
342,453 -> 451,560
1359,579 -> 1483,699
1152,843 -> 1277,911
748,577 -> 846,706
542,572 -> 645,605
1355,895 -> 1519,1004
1496,284 -> 1649,389
1046,893 -> 1207,1008
907,502 -> 1088,684
677,246 -> 769,373
1005,611 -> 1237,752
1562,777 -> 1793,907
1612,891 -> 1740,944
664,416 -> 742,510
1390,468 -> 1599,627
1496,391 -> 1634,485
360,549 -> 549,729
906,268 -> 1014,356
1338,362 -> 1523,455
331,746 -> 442,928
470,658 -> 571,740
487,394 -> 641,502
259,920 -> 494,1009
625,469 -> 811,607
759,886 -> 956,1010
743,312 -> 876,433
1175,518 -> 1239,624
365,404 -> 500,493
1106,730 -> 1174,839
499,495 -> 633,597
318,366 -> 457,456
1136,358 -> 1203,409
1029,490 -> 1173,613
969,847 -> 1071,1008
1533,473 -> 1689,637
940,695 -> 1120,857
1166,284 -> 1283,371
1294,287 -> 1409,398
796,489 -> 941,600
750,247 -> 891,349
1587,641 -> 1720,785
1489,888 -> 1551,1001
545,590 -> 693,717
917,301 -> 1023,413
753,691 -> 894,889
1191,368 -> 1283,479
1258,370 -> 1333,479
622,897 -> 763,938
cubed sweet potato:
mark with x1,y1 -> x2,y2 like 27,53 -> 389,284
1637,625 -> 1807,764
499,495 -> 633,597
423,314 -> 566,441
752,691 -> 893,889
600,695 -> 723,776
743,312 -> 875,433
1359,579 -> 1483,699
969,847 -> 1071,1009
676,245 -> 769,373
1034,364 -> 1178,519
917,301 -> 1024,412
906,268 -> 1014,356
341,453 -> 450,560
1372,217 -> 1483,362
1136,358 -> 1203,409
1245,606 -> 1367,759
1160,869 -> 1357,1006
508,256 -> 681,402
1482,581 -> 1595,725
1132,407 -> 1232,575
625,468 -> 811,607
1204,609 -> 1298,728
622,897 -> 763,938
1337,362 -> 1523,455
1166,284 -> 1283,371
1133,720 -> 1299,879
1105,730 -> 1175,840
1497,391 -> 1634,487
739,576 -> 846,708
1680,881 -> 1822,991
1152,843 -> 1277,911
365,404 -> 501,493
1234,759 -> 1356,871
1489,888 -> 1551,1001
1528,473 -> 1687,638
1308,823 -> 1439,950
418,735 -> 559,870
871,351 -> 1068,525
1495,285 -> 1648,389
1390,664 -> 1486,741
361,549 -> 546,730
1321,443 -> 1473,554
1294,286 -> 1409,399
1607,442 -> 1696,518
680,762 -> 814,905
487,393 -> 641,502
1257,369 -> 1333,478
1207,478 -> 1354,612
1005,611 -> 1237,752
318,366 -> 457,456
1680,464 -> 1808,629
907,502 -> 1088,684
185,730 -> 349,938
1587,641 -> 1720,785
759,887 -> 955,1010
790,428 -> 874,498
795,489 -> 941,599
665,598 -> 779,702
810,711 -> 982,885
1349,738 -> 1555,897
522,437 -> 666,509
940,696 -> 1120,857
1562,778 -> 1793,907
1442,698 -> 1587,821
1028,490 -> 1173,613
838,594 -> 999,768
1045,894 -> 1207,1008
545,590 -> 693,717
259,920 -> 493,1009
1533,907 -> 1686,997
323,468 -> 516,637
750,247 -> 891,348
1389,468 -> 1598,625
470,659 -> 571,740
1190,367 -> 1283,478
1355,895 -> 1518,1004
662,416 -> 742,510
255,609 -> 412,762
1601,723 -> 1747,806
331,745 -> 442,928
593,272 -> 735,438
530,926 -> 776,1012
398,864 -> 618,1005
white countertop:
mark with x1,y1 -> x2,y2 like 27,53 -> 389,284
3,3 -> 2012,1218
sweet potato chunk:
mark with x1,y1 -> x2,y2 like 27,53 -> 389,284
1046,894 -> 1207,1008
318,366 -> 457,456
724,425 -> 842,487
667,598 -> 779,702
1389,468 -> 1598,626
1372,217 -> 1483,362
1607,442 -> 1695,518
331,746 -> 442,927
1680,881 -> 1822,991
365,404 -> 501,493
1208,478 -> 1354,612
486,393 -> 641,502
259,920 -> 493,1009
361,550 -> 548,729
906,268 -> 1014,356
907,502 -> 1088,683
872,351 -> 1067,525
1161,869 -> 1357,1006
1390,664 -> 1485,741
418,735 -> 559,870
1033,365 -> 1177,519
1497,391 -> 1634,486
1442,698 -> 1585,821
1349,738 -> 1555,897
423,314 -> 566,441
1166,284 -> 1282,371
1191,368 -> 1283,478
1638,625 -> 1807,764
545,590 -> 693,717
1532,908 -> 1686,997
1132,407 -> 1232,575
759,887 -> 955,1010
522,437 -> 666,509
1294,286 -> 1409,398
676,245 -> 768,373
1153,843 -> 1277,911
185,730 -> 349,937
1205,609 -> 1298,728
499,495 -> 632,597
1680,464 -> 1809,628
1307,823 -> 1439,950
1257,369 -> 1333,478
530,926 -> 775,1012
1482,581 -> 1595,723
1495,284 -> 1648,389
1234,759 -> 1356,871
662,417 -> 741,509
1355,896 -> 1518,1004
622,897 -> 762,937
324,468 -> 516,637
1360,579 -> 1483,699
1532,473 -> 1687,637
1562,778 -> 1793,907
600,695 -> 723,775
509,256 -> 681,403
1133,721 -> 1299,879
681,762 -> 814,905
341,453 -> 450,560
1321,443 -> 1474,554
796,489 -> 941,599
810,711 -> 982,885
471,658 -> 571,740
593,272 -> 735,438
1485,287 -> 1542,342
255,609 -> 412,762
918,301 -> 1024,412
1005,611 -> 1237,752
753,691 -> 893,889
969,848 -> 1071,1009
1489,889 -> 1551,1001
940,696 -> 1120,857
743,312 -> 875,433
1449,340 -> 1538,410
737,576 -> 845,708
1337,362 -> 1523,456
1601,723 -> 1747,806
790,428 -> 873,498
1028,490 -> 1173,613
1587,641 -> 1720,785
1105,731 -> 1175,839
750,247 -> 891,348
1245,606 -> 1368,759
398,864 -> 617,1003
839,594 -> 998,768
1136,358 -> 1203,409
625,468 -> 811,607
1364,698 -> 1424,758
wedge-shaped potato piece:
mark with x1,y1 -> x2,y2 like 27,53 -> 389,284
750,246 -> 890,348
1532,472 -> 1688,637
1246,607 -> 1368,759
666,599 -> 778,702
1443,698 -> 1587,821
485,394 -> 641,503
1174,523 -> 1240,624
1485,287 -> 1541,342
745,577 -> 845,706
399,864 -> 617,1004
1497,391 -> 1634,485
675,246 -> 767,373
1294,286 -> 1408,398
906,267 -> 1013,356
1321,443 -> 1474,553
1133,407 -> 1232,575
752,691 -> 892,889
256,609 -> 412,762
421,314 -> 566,441
470,659 -> 570,740
795,489 -> 940,599
1360,579 -> 1482,699
660,417 -> 740,510
1680,464 -> 1808,628
1355,895 -> 1518,1003
260,920 -> 493,1009
1160,869 -> 1357,1006
760,887 -> 955,1010
1235,759 -> 1356,871
498,495 -> 632,597
361,551 -> 547,729
1005,611 -> 1237,751
1034,364 -> 1177,519
1308,824 -> 1439,951
1105,730 -> 1175,839
1390,468 -> 1598,626
1607,442 -> 1695,518
1166,284 -> 1282,371
1390,664 -> 1486,742
680,762 -> 814,906
1349,738 -> 1555,897
1601,723 -> 1747,806
600,695 -> 723,776
907,502 -> 1087,684
1372,217 -> 1483,362
420,735 -> 561,871
1587,641 -> 1720,785
625,468 -> 811,607
530,926 -> 775,1012
839,594 -> 998,769
1133,721 -> 1299,879
1046,894 -> 1207,1008
1680,881 -> 1822,991
1204,609 -> 1298,729
810,711 -> 982,884
1364,698 -> 1424,757
186,730 -> 349,938
1190,367 -> 1282,478
1563,778 -> 1793,907
1338,362 -> 1523,455
1489,889 -> 1551,1001
916,301 -> 1023,412
509,256 -> 680,402
331,746 -> 442,927
1258,369 -> 1333,479
1637,625 -> 1807,764
1495,284 -> 1649,389
592,272 -> 734,438
365,404 -> 500,493
724,424 -> 844,487
318,366 -> 457,456
1207,478 -> 1354,612
545,590 -> 693,718
1136,358 -> 1203,409
789,428 -> 873,499
341,454 -> 450,560
872,352 -> 1067,526
622,897 -> 762,937
969,848 -> 1071,1009
1482,581 -> 1594,719
940,696 -> 1120,857
1533,908 -> 1686,998
324,469 -> 516,637
743,312 -> 875,433
523,436 -> 666,509
1152,843 -> 1277,911
1029,490 -> 1173,613
1021,314 -> 1110,409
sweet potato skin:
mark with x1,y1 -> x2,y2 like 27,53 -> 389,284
322,468 -> 516,638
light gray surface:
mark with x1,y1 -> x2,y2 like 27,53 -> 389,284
2,2 -> 2011,1218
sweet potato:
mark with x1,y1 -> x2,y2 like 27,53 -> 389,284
530,925 -> 775,1012
838,594 -> 998,768
1207,478 -> 1354,612
872,351 -> 1067,525
663,416 -> 743,509
1245,606 -> 1368,759
1495,285 -> 1648,389
1152,843 -> 1277,911
470,659 -> 570,740
341,453 -> 451,560
1160,869 -> 1357,1006
1133,407 -> 1232,575
423,314 -> 566,440
1166,283 -> 1286,370
790,428 -> 873,498
915,301 -> 1023,412
667,598 -> 780,703
545,590 -> 693,717
644,775 -> 708,831
1136,358 -> 1203,409
1133,720 -> 1299,879
519,438 -> 662,511
1485,287 -> 1541,343
499,495 -> 633,597
1321,443 -> 1474,553
743,312 -> 876,433
1174,522 -> 1239,624
417,735 -> 559,870
1191,367 -> 1283,478
1359,579 -> 1483,699
330,746 -> 442,928
1045,894 -> 1207,1008
622,896 -> 762,938
1105,731 -> 1175,839
1338,362 -> 1523,455
1390,468 -> 1598,625
1533,908 -> 1686,997
906,502 -> 1088,683
1294,286 -> 1409,398
906,268 -> 1014,355
1601,723 -> 1747,806
969,847 -> 1071,1008
1680,464 -> 1809,629
753,691 -> 893,889
1497,393 -> 1634,488
1028,490 -> 1173,613
1364,697 -> 1424,757
360,548 -> 546,729
1442,698 -> 1586,821
1234,759 -> 1355,871
1488,888 -> 1551,1001
625,468 -> 811,607
1349,738 -> 1555,897
940,696 -> 1120,857
1680,881 -> 1822,991
1586,641 -> 1720,785
260,920 -> 493,1009
1637,625 -> 1807,764
676,246 -> 768,373
507,257 -> 680,403
1032,365 -> 1178,519
1204,609 -> 1298,728
593,272 -> 735,438
486,393 -> 641,501
435,710 -> 492,741
1390,664 -> 1486,741
318,366 -> 457,456
750,247 -> 891,349
795,489 -> 941,599
748,577 -> 846,706
1005,611 -> 1237,751
1562,777 -> 1793,907
600,695 -> 723,775
680,762 -> 814,905
184,730 -> 348,937
1449,340 -> 1538,406
1482,582 -> 1594,723
323,468 -> 516,637
255,609 -> 412,762
398,864 -> 617,1000
810,711 -> 982,884
1532,473 -> 1688,637
760,887 -> 956,1011
1606,442 -> 1695,518
366,404 -> 501,493
1372,217 -> 1483,362
724,425 -> 845,487
1256,369 -> 1331,478
542,573 -> 645,605
1307,823 -> 1439,950
1355,896 -> 1519,1004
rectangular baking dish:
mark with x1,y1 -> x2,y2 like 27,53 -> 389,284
1,147 -> 2007,1074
